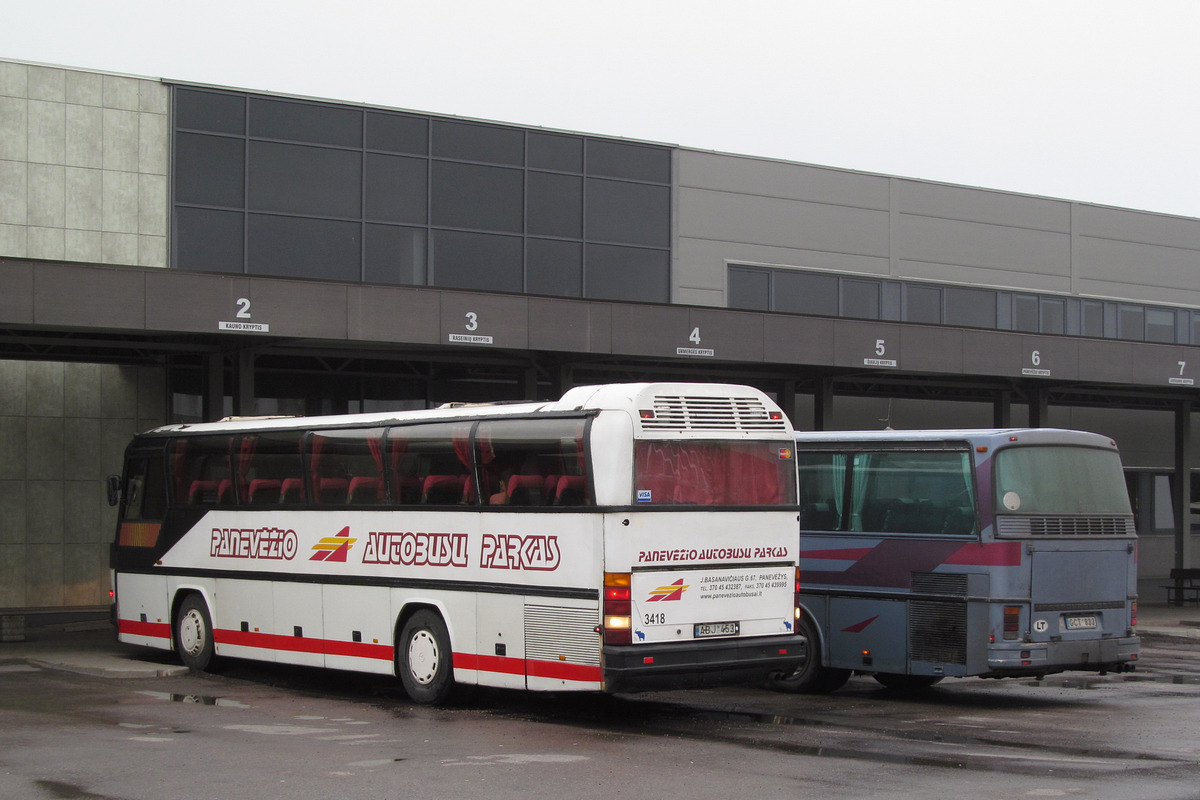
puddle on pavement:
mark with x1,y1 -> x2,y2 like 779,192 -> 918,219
1028,674 -> 1200,689
137,690 -> 250,707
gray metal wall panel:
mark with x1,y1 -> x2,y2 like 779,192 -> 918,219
763,315 -> 835,365
348,285 -> 440,345
244,278 -> 348,340
900,326 -> 964,375
586,303 -> 613,354
610,304 -> 690,357
896,180 -> 1071,233
678,150 -> 890,210
438,292 -> 529,350
895,214 -> 1071,279
529,297 -> 593,352
685,308 -> 765,362
0,260 -> 34,324
679,187 -> 890,258
1076,339 -> 1133,384
1128,343 -> 1199,389
1074,235 -> 1200,305
1075,204 -> 1200,249
145,271 -> 250,333
962,330 -> 1022,377
34,264 -> 145,328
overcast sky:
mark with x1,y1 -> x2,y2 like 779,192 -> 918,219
5,1 -> 1199,219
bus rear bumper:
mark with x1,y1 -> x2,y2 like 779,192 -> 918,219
602,634 -> 807,693
984,635 -> 1140,677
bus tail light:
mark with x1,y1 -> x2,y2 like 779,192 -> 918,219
1003,606 -> 1021,640
1131,600 -> 1137,627
602,572 -> 632,645
794,568 -> 802,622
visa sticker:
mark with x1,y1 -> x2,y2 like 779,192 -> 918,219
637,489 -> 652,502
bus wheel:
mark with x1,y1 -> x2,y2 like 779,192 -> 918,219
768,615 -> 851,694
399,610 -> 454,705
873,673 -> 944,692
174,594 -> 215,671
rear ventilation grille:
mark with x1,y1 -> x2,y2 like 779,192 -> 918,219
910,599 -> 967,664
524,605 -> 600,666
911,572 -> 968,597
996,515 -> 1136,537
639,395 -> 788,432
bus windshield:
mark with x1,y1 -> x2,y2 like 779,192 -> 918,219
994,445 -> 1131,515
634,440 -> 797,506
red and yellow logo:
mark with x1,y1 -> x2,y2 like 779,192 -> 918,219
647,579 -> 689,602
310,526 -> 357,562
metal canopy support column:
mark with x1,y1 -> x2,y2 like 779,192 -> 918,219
203,352 -> 224,422
993,390 -> 1012,428
1175,401 -> 1193,575
779,380 -> 797,429
1028,387 -> 1049,428
814,378 -> 834,432
233,349 -> 255,416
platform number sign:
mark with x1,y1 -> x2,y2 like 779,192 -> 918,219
218,297 -> 270,333
864,338 -> 897,368
449,310 -> 493,344
677,326 -> 714,357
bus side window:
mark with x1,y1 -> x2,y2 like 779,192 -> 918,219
309,429 -> 386,506
387,422 -> 472,506
850,450 -> 975,535
235,432 -> 305,506
123,454 -> 167,522
797,452 -> 844,531
475,418 -> 590,507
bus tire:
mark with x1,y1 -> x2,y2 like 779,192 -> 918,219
768,614 -> 851,694
873,673 -> 944,692
174,594 -> 215,671
399,610 -> 454,705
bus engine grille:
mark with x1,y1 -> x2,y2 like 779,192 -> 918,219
909,600 -> 968,665
910,572 -> 967,665
639,395 -> 790,432
524,605 -> 601,666
996,515 -> 1137,537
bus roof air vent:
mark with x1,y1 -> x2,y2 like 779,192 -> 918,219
638,394 -> 789,433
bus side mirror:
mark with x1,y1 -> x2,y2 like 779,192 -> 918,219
106,475 -> 121,507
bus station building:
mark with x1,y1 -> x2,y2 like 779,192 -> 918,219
1,57 -> 1197,625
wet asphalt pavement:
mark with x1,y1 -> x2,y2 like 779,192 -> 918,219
2,609 -> 1200,800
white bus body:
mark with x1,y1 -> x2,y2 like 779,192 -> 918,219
111,383 -> 806,703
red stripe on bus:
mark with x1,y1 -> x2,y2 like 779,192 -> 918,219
802,548 -> 875,560
215,629 -> 393,661
526,659 -> 603,682
455,652 -> 602,683
118,619 -> 171,640
943,541 -> 1023,567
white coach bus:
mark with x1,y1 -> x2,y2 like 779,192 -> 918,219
110,383 -> 806,704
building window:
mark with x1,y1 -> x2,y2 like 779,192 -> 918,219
1146,308 -> 1176,344
172,88 -> 670,303
842,279 -> 880,320
904,284 -> 942,324
728,265 -> 1191,347
945,287 -> 997,329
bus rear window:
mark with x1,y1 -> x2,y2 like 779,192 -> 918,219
634,440 -> 797,506
995,445 -> 1131,515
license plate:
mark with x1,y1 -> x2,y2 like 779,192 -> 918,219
1065,615 -> 1097,630
694,621 -> 739,638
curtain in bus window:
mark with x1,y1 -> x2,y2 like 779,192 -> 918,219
170,440 -> 188,502
797,452 -> 845,530
634,441 -> 792,506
